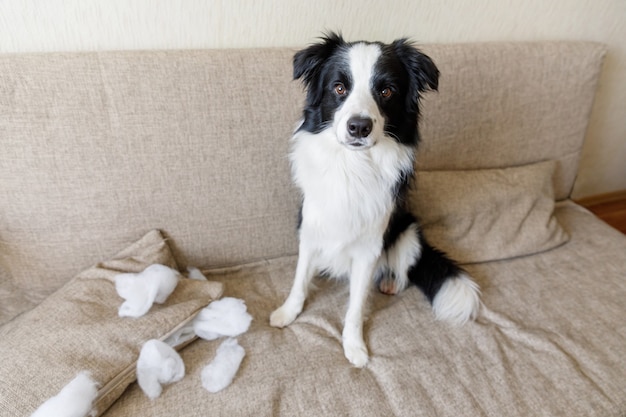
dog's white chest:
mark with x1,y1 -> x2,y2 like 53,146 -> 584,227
290,130 -> 414,262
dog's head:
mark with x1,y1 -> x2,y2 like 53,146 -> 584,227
294,32 -> 439,150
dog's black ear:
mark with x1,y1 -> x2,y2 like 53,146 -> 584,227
293,32 -> 344,83
293,32 -> 344,105
392,39 -> 439,111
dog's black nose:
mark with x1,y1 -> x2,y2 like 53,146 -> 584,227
347,117 -> 373,138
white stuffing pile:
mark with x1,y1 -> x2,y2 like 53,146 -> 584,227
115,264 -> 180,318
31,371 -> 98,417
193,297 -> 253,340
32,264 -> 254,415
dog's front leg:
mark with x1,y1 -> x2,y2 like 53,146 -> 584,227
270,242 -> 315,328
343,258 -> 377,368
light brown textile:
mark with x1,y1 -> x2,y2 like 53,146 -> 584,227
416,42 -> 606,201
413,160 -> 569,263
104,203 -> 626,417
0,230 -> 223,417
0,42 -> 605,304
0,49 -> 302,302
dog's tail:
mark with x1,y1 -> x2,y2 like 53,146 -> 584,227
408,239 -> 481,325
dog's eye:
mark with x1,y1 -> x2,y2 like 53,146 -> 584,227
380,87 -> 393,99
334,83 -> 347,96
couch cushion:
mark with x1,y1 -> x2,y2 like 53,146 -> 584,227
0,230 -> 223,417
412,160 -> 569,263
102,203 -> 626,417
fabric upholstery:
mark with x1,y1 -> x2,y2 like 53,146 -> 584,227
0,42 -> 605,308
412,160 -> 569,263
416,42 -> 606,201
103,203 -> 626,417
0,230 -> 223,417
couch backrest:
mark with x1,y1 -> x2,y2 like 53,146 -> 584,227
0,42 -> 605,297
417,42 -> 605,201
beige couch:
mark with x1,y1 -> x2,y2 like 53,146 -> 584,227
1,42 -> 625,416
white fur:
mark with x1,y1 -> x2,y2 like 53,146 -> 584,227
377,223 -> 422,295
270,127 -> 414,359
334,43 -> 384,149
432,273 -> 481,325
291,128 -> 415,278
270,45 -> 415,367
270,41 -> 478,368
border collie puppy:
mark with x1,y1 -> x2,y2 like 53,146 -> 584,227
270,33 -> 480,367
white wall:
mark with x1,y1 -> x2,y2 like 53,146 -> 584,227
1,0 -> 624,197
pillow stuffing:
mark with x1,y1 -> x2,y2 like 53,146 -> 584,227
0,230 -> 223,417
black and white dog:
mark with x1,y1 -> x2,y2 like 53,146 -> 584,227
270,33 -> 480,367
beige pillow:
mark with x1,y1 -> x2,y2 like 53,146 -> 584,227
411,160 -> 569,263
0,230 -> 223,417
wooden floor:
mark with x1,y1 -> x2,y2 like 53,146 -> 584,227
576,190 -> 626,234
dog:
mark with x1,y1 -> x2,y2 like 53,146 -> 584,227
270,32 -> 481,367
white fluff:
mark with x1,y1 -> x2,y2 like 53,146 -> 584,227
136,339 -> 185,400
161,267 -> 207,346
31,371 -> 98,417
193,297 -> 253,341
201,338 -> 246,393
186,266 -> 208,281
115,264 -> 180,318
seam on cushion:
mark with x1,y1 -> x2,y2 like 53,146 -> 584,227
198,254 -> 302,275
93,301 -> 217,414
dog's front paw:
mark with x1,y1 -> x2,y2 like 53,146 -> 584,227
343,339 -> 369,368
269,304 -> 299,328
